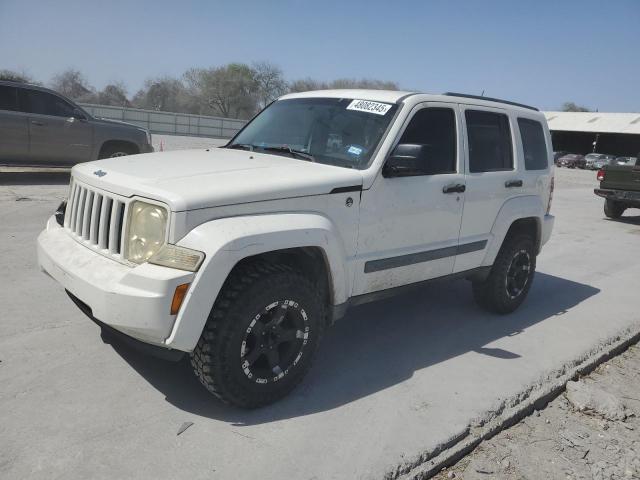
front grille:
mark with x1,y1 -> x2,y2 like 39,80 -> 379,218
64,178 -> 128,258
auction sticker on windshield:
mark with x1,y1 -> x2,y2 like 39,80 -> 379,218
346,99 -> 392,115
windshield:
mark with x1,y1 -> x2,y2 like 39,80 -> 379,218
227,98 -> 399,169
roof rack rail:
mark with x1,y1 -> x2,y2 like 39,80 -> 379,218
442,92 -> 539,111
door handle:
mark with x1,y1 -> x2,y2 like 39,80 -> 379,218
443,183 -> 466,194
505,180 -> 523,188
31,120 -> 45,127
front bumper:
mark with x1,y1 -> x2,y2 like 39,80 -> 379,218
37,216 -> 193,348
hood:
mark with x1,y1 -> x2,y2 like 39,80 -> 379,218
72,148 -> 364,211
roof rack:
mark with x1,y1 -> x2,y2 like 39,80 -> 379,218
442,92 -> 539,111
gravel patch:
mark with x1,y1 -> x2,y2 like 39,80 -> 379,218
433,344 -> 640,480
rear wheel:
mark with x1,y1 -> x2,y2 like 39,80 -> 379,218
472,234 -> 536,314
604,199 -> 625,219
191,261 -> 325,408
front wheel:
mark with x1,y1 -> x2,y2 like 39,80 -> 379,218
604,199 -> 625,219
191,261 -> 325,408
472,234 -> 536,314
98,143 -> 138,159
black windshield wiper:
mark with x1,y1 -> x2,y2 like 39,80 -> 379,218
225,143 -> 254,151
260,145 -> 315,162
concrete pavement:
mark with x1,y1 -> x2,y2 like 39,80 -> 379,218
1,168 -> 638,480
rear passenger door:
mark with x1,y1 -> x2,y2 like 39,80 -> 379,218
0,85 -> 29,163
19,88 -> 93,165
455,106 -> 520,273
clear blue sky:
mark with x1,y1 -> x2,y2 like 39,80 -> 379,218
1,0 -> 638,112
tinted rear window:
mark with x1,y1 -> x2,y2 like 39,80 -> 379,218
0,85 -> 18,111
20,89 -> 76,117
465,110 -> 513,172
517,118 -> 548,170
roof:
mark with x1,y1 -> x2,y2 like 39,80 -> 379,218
544,111 -> 640,134
279,89 -> 544,114
0,80 -> 65,95
279,89 -> 415,104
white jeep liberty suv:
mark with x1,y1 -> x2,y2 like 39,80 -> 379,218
38,90 -> 555,408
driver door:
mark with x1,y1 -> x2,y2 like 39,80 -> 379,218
353,102 -> 466,296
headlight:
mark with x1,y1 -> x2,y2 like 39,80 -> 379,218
125,201 -> 168,264
149,244 -> 204,272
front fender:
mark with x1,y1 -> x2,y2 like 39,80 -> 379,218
165,213 -> 350,351
482,195 -> 544,266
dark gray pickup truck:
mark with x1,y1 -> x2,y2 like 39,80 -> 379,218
595,158 -> 640,218
0,81 -> 153,166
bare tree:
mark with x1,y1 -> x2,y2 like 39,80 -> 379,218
31,64 -> 403,118
96,82 -> 130,107
288,77 -> 399,93
252,61 -> 288,109
0,69 -> 34,83
184,64 -> 258,118
288,78 -> 328,93
50,69 -> 95,101
131,77 -> 193,112
561,102 -> 591,112
329,78 -> 399,90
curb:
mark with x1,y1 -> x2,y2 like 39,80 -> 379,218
388,328 -> 640,480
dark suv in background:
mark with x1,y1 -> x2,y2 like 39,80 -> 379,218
0,81 -> 152,166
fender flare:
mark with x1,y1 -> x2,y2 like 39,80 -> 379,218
482,195 -> 544,266
165,213 -> 350,351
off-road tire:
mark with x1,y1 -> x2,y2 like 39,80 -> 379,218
604,199 -> 625,219
191,261 -> 325,408
472,234 -> 536,314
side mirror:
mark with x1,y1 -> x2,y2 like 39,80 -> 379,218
382,143 -> 428,177
72,108 -> 86,121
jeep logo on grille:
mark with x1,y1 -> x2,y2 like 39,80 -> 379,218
93,170 -> 107,177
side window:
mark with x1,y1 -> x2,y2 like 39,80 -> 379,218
21,90 -> 76,117
518,118 -> 548,170
0,86 -> 18,111
465,110 -> 513,172
397,107 -> 456,174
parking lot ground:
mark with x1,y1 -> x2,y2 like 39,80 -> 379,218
1,168 -> 639,480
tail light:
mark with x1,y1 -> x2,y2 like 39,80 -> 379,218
597,169 -> 605,182
546,176 -> 554,214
